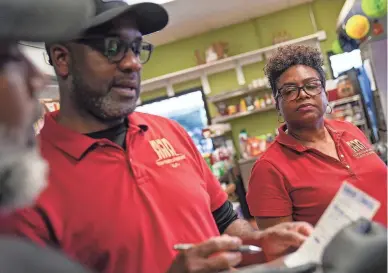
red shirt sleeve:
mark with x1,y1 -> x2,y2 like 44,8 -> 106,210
246,159 -> 292,217
172,122 -> 227,212
0,206 -> 54,247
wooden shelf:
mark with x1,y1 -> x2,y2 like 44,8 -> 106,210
212,105 -> 276,124
141,31 -> 327,95
353,119 -> 366,126
206,130 -> 232,138
207,86 -> 271,103
238,155 -> 261,165
330,95 -> 361,107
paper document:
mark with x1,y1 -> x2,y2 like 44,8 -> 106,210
285,181 -> 381,268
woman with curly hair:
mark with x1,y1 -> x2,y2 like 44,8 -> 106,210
246,45 -> 387,229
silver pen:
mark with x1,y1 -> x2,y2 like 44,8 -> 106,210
173,243 -> 262,254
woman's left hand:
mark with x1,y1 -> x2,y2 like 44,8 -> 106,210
253,222 -> 313,262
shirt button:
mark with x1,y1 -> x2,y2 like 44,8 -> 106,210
340,154 -> 344,158
346,165 -> 350,169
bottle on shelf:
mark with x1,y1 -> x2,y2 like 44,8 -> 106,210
260,98 -> 266,108
264,94 -> 272,105
254,97 -> 261,109
245,96 -> 255,111
239,98 -> 247,112
239,129 -> 249,159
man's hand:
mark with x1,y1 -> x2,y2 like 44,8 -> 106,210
253,222 -> 313,262
166,235 -> 243,273
222,263 -> 317,273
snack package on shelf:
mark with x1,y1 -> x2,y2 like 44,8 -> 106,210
203,142 -> 235,180
211,147 -> 235,179
202,123 -> 231,138
216,102 -> 228,116
214,91 -> 276,117
239,130 -> 276,159
239,129 -> 249,159
239,98 -> 247,112
245,96 -> 255,111
246,135 -> 269,158
330,102 -> 364,124
246,137 -> 262,157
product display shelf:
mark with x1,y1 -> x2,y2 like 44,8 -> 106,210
353,119 -> 367,126
328,94 -> 369,134
207,85 -> 270,103
140,31 -> 326,95
329,94 -> 360,107
212,105 -> 276,124
207,130 -> 232,138
238,155 -> 261,165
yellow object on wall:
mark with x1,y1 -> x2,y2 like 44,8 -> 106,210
345,15 -> 371,40
361,0 -> 387,18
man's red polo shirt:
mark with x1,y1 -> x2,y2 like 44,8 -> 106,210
0,111 -> 227,273
247,119 -> 387,227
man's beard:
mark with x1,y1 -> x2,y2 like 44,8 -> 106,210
70,64 -> 139,121
0,124 -> 48,213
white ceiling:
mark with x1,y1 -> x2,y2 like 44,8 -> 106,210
146,0 -> 314,46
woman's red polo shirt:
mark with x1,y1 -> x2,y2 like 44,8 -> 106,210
247,119 -> 387,226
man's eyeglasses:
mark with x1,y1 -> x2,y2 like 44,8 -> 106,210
76,37 -> 154,64
275,80 -> 323,102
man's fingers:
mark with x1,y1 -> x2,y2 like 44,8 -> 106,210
192,235 -> 242,258
278,221 -> 313,237
205,252 -> 242,272
292,222 -> 314,237
277,230 -> 307,247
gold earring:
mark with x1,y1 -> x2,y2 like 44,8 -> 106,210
278,113 -> 285,123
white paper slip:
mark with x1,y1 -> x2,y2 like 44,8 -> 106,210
285,181 -> 381,268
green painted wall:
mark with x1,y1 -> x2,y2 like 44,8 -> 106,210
140,0 -> 345,152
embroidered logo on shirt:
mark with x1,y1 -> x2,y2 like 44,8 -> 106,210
149,138 -> 186,167
346,139 -> 374,158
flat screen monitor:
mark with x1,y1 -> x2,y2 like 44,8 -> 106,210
136,89 -> 214,154
328,49 -> 363,79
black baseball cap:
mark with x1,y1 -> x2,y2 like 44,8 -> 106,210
85,0 -> 169,36
0,0 -> 96,42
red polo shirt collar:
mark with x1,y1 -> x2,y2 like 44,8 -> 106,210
276,119 -> 345,152
40,111 -> 148,160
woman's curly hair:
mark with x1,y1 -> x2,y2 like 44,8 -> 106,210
264,45 -> 326,98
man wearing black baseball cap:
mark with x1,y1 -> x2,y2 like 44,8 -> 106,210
44,0 -> 169,61
1,1 -> 319,273
0,0 -> 100,272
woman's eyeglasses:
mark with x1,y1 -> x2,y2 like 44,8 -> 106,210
76,36 -> 154,64
276,80 -> 323,102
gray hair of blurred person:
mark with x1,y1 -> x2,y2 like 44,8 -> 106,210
0,0 -> 95,213
0,51 -> 48,213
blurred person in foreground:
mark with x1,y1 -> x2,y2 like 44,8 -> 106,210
0,1 -> 317,273
0,0 -> 97,272
0,0 -> 96,213
247,45 -> 387,230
